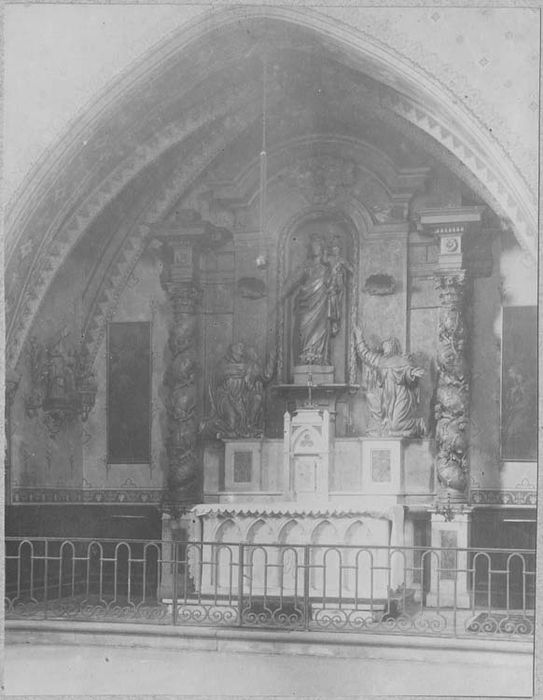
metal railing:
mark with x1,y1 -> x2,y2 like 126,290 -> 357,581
5,537 -> 535,640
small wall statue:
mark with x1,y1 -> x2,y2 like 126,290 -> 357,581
282,234 -> 353,366
353,325 -> 426,438
200,343 -> 276,439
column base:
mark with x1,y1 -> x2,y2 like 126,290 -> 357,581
159,510 -> 196,600
427,510 -> 472,609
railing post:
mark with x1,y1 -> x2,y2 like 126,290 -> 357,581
172,542 -> 178,626
237,543 -> 244,627
43,539 -> 49,620
303,545 -> 310,630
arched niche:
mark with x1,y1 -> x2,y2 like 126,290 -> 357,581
276,207 -> 368,384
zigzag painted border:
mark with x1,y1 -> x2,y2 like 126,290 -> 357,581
12,488 -> 164,505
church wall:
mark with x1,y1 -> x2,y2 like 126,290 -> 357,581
360,231 -> 409,351
9,254 -> 87,497
469,239 -> 501,491
8,241 -> 170,512
459,235 -> 536,498
492,238 -> 537,494
81,247 -> 167,494
10,214 -> 536,513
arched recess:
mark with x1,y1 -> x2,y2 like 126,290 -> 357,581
276,205 -> 366,384
5,6 -> 536,374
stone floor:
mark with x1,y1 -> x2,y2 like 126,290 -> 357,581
4,640 -> 533,697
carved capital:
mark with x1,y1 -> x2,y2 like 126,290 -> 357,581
418,206 -> 487,274
435,270 -> 469,309
162,280 -> 203,318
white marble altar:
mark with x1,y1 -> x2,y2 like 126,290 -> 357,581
188,502 -> 403,600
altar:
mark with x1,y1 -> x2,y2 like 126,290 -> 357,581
188,501 -> 401,601
159,214 -> 462,612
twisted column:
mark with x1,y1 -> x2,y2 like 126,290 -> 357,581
418,206 -> 484,507
162,274 -> 202,507
155,214 -> 231,511
434,271 -> 471,504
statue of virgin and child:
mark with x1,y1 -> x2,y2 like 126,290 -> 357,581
282,233 -> 353,366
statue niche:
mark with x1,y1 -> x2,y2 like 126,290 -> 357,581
281,222 -> 353,383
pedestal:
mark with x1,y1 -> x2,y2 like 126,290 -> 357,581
427,510 -> 472,608
159,511 -> 196,600
292,364 -> 334,385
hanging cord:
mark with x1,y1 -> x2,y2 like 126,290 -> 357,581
257,55 -> 268,269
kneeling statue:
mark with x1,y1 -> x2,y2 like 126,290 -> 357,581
353,325 -> 426,438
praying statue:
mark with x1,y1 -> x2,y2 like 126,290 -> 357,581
353,325 -> 426,438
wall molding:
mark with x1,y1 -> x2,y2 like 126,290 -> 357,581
11,488 -> 164,506
470,489 -> 537,506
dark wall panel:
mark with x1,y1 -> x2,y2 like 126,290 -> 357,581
107,322 -> 151,463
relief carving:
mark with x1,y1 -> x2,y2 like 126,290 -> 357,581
201,343 -> 275,439
287,156 -> 396,222
24,330 -> 97,437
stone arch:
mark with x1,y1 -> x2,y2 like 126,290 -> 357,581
246,518 -> 274,544
277,519 -> 305,594
345,520 -> 366,546
344,520 -> 371,594
278,519 -> 305,544
213,518 -> 241,591
245,519 -> 276,592
5,6 -> 535,373
214,518 -> 241,543
310,519 -> 341,594
311,519 -> 339,545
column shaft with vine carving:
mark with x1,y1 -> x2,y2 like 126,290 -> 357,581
160,245 -> 202,509
434,271 -> 471,504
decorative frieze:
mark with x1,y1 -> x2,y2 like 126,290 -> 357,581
470,490 -> 537,506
